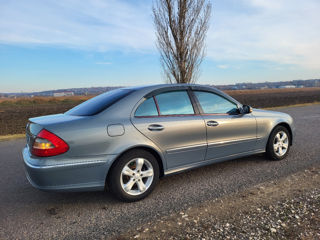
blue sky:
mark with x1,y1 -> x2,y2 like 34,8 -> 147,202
0,0 -> 319,93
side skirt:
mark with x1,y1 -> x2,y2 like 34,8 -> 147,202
164,149 -> 265,176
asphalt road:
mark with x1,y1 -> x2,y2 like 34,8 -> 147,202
0,104 -> 319,240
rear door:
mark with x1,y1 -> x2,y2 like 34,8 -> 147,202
131,90 -> 207,169
192,90 -> 257,160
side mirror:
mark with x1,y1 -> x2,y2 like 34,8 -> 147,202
241,105 -> 252,114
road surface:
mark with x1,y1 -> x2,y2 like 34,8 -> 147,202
0,104 -> 319,239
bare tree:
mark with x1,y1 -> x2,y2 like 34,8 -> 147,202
153,0 -> 212,84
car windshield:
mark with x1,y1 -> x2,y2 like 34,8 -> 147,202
65,89 -> 134,116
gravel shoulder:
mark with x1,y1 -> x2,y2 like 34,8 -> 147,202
118,166 -> 320,239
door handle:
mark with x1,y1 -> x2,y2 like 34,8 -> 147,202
207,121 -> 219,127
148,124 -> 164,131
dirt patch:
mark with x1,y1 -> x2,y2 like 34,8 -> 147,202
117,166 -> 320,239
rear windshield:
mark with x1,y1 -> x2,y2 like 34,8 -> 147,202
65,89 -> 134,116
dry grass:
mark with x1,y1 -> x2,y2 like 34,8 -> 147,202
0,134 -> 25,141
264,102 -> 320,110
0,96 -> 92,106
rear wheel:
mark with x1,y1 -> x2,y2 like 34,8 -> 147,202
266,126 -> 291,160
108,149 -> 159,202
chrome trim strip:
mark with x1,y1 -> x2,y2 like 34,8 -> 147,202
207,137 -> 256,147
23,148 -> 112,170
166,143 -> 207,154
24,158 -> 107,170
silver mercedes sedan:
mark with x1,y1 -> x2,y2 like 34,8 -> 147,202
23,84 -> 294,201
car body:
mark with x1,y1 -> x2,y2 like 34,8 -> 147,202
23,84 -> 294,201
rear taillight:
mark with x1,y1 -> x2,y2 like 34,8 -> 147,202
31,129 -> 69,157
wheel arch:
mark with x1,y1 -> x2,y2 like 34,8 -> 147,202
269,122 -> 293,146
106,145 -> 165,186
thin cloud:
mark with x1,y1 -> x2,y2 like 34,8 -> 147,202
0,0 -> 155,51
0,0 -> 319,70
207,0 -> 320,69
217,65 -> 229,69
95,62 -> 112,65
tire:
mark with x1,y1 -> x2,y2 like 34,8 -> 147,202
108,149 -> 160,202
266,126 -> 291,160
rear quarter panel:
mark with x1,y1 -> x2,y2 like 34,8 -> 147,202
39,90 -> 167,171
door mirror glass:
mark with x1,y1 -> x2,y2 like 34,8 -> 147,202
242,105 -> 252,114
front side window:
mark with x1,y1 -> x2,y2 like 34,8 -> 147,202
155,91 -> 194,115
135,97 -> 158,117
194,91 -> 238,114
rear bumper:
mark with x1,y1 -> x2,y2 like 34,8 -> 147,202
22,147 -> 116,192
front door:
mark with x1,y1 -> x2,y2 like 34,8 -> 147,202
131,90 -> 207,169
192,90 -> 257,160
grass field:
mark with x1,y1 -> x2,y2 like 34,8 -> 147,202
1,88 -> 319,136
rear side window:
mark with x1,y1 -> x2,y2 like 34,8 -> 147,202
135,97 -> 159,117
155,91 -> 194,115
66,89 -> 133,116
194,91 -> 238,114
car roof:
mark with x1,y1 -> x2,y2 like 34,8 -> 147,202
123,83 -> 216,92
121,83 -> 241,106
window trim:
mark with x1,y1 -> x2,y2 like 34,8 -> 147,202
134,90 -> 198,118
133,86 -> 243,118
192,90 -> 240,116
153,96 -> 161,115
134,96 -> 159,118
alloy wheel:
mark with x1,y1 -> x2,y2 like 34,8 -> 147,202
120,158 -> 154,196
273,131 -> 289,157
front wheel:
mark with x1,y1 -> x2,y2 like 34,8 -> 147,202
266,126 -> 291,160
108,149 -> 159,202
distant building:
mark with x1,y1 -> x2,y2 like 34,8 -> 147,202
279,85 -> 296,89
53,92 -> 74,97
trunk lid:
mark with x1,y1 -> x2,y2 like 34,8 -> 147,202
29,113 -> 85,126
26,114 -> 86,150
